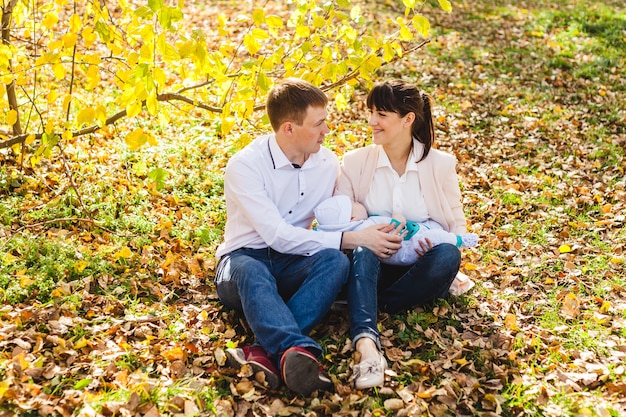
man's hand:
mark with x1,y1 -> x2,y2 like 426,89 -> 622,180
342,223 -> 404,259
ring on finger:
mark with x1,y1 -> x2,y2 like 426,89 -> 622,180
385,248 -> 390,255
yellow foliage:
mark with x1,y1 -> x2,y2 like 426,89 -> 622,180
267,15 -> 284,29
82,27 -> 97,48
126,101 -> 143,118
53,63 -> 66,80
125,128 -> 147,150
77,107 -> 96,127
6,109 -> 17,126
42,12 -> 59,29
114,247 -> 133,260
74,260 -> 89,272
438,0 -> 453,12
412,14 -> 430,37
559,244 -> 572,253
296,25 -> 311,38
69,13 -> 82,33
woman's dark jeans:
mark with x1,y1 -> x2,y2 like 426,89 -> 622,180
347,243 -> 461,346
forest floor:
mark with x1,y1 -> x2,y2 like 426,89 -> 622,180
1,0 -> 625,416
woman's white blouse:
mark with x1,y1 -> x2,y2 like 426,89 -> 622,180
364,147 -> 430,222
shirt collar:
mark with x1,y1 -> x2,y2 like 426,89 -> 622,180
376,141 -> 424,171
267,134 -> 325,169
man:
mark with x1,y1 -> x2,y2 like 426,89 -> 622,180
214,78 -> 402,396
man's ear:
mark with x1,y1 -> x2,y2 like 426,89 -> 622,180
281,121 -> 294,136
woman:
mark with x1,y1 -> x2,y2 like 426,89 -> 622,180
335,79 -> 468,390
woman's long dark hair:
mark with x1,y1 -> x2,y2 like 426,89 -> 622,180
366,79 -> 435,161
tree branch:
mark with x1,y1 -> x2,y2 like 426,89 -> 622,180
0,91 -> 223,149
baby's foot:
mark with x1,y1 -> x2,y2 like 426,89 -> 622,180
459,233 -> 479,248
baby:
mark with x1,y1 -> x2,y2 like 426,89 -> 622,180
315,195 -> 478,266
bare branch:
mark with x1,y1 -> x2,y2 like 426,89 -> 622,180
0,91 -> 223,149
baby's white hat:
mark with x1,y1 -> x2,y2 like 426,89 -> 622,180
314,195 -> 353,231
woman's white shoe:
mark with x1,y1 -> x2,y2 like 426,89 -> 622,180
354,352 -> 387,390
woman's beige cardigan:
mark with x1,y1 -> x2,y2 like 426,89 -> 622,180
335,142 -> 468,234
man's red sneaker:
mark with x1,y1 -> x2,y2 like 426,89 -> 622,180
226,345 -> 281,389
280,346 -> 333,396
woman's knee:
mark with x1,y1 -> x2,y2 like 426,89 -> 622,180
352,246 -> 377,261
434,243 -> 462,271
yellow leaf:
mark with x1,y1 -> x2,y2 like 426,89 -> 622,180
147,132 -> 158,146
163,346 -> 187,361
243,33 -> 260,55
77,107 -> 95,127
146,93 -> 158,116
6,109 -> 17,125
2,252 -> 17,265
62,95 -> 71,115
74,260 -> 89,272
399,25 -> 413,41
266,15 -> 283,29
153,67 -> 166,87
47,89 -> 58,104
295,25 -> 310,38
50,287 -> 66,297
610,257 -> 623,265
69,14 -> 82,33
504,313 -> 519,331
412,14 -> 431,38
114,247 -> 133,260
382,44 -> 394,62
463,262 -> 477,270
82,27 -> 97,48
437,0 -> 452,12
74,337 -> 89,349
85,66 -> 100,90
559,244 -> 572,253
63,33 -> 78,48
53,63 -> 66,80
221,116 -> 236,136
125,128 -> 146,150
20,276 -> 33,288
251,28 -> 269,40
335,92 -> 347,111
252,9 -> 265,25
600,301 -> 611,313
42,12 -> 59,29
126,101 -> 143,118
0,380 -> 9,397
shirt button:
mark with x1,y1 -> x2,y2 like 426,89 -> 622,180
289,211 -> 292,214
301,193 -> 304,196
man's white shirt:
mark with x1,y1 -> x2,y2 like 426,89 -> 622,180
215,134 -> 342,259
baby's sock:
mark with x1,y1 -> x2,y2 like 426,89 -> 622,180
457,233 -> 479,248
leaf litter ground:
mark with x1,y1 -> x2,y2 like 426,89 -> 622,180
1,0 -> 625,416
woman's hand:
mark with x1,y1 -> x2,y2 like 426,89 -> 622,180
413,237 -> 434,258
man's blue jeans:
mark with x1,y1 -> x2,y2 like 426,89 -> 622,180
347,243 -> 461,346
215,247 -> 349,362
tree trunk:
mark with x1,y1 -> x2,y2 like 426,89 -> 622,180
2,0 -> 23,136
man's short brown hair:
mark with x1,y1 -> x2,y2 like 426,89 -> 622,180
266,78 -> 328,132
